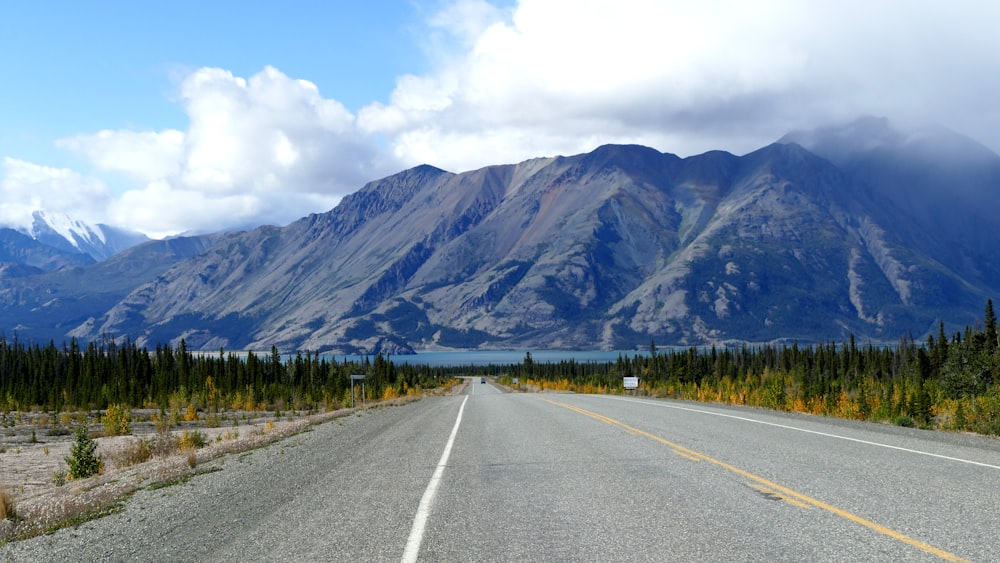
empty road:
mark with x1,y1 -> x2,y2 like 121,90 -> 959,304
4,379 -> 998,562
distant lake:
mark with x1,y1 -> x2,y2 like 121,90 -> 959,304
325,350 -> 651,367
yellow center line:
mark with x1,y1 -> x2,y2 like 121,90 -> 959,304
749,483 -> 813,510
671,448 -> 702,462
540,397 -> 970,563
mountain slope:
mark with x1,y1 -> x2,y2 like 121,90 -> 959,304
0,234 -> 230,342
781,116 -> 1000,284
0,228 -> 94,273
69,135 -> 995,352
27,211 -> 150,262
614,142 -> 983,344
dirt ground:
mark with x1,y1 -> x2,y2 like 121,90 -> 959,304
0,404 -> 398,540
1,409 -> 298,499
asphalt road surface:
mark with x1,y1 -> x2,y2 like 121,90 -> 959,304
4,379 -> 998,562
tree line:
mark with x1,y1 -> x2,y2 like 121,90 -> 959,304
2,301 -> 999,435
485,301 -> 1000,436
0,337 -> 451,414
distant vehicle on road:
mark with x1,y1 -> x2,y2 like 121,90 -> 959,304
481,377 -> 486,384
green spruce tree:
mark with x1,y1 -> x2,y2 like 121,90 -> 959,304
985,299 -> 997,354
66,426 -> 101,480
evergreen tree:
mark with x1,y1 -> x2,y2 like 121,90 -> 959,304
908,381 -> 932,427
66,426 -> 101,479
985,299 -> 997,354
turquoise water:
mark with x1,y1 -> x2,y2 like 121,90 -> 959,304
326,350 -> 651,367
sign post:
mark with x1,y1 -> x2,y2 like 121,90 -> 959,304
623,376 -> 639,392
350,374 -> 366,407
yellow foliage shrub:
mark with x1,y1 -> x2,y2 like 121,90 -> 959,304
178,430 -> 206,449
103,404 -> 132,436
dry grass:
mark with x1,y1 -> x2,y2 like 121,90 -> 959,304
0,485 -> 15,520
149,428 -> 180,458
109,439 -> 152,469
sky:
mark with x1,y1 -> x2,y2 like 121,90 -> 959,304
2,0 -> 999,238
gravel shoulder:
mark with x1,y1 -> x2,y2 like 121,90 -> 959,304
0,394 -> 433,550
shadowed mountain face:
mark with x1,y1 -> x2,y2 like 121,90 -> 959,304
0,228 -> 95,274
4,119 -> 998,352
781,116 -> 1000,284
0,234 -> 230,342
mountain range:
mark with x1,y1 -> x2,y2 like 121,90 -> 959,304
0,211 -> 150,268
2,117 -> 998,353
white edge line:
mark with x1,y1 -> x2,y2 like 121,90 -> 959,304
401,395 -> 469,563
595,395 -> 1000,471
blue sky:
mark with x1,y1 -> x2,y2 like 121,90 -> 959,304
0,1 -> 430,167
2,1 -> 999,238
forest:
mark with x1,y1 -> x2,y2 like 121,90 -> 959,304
1,301 -> 999,436
489,301 -> 1000,436
0,339 -> 450,417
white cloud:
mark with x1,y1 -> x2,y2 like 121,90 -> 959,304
429,0 -> 507,49
56,129 -> 184,182
4,0 -> 1000,239
361,0 -> 1000,173
0,158 -> 110,230
177,66 -> 363,192
51,66 -> 397,237
359,0 -> 818,171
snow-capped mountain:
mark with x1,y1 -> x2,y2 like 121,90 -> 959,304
22,211 -> 149,262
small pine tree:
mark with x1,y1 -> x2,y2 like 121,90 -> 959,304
953,400 -> 968,431
985,299 -> 998,354
908,382 -> 932,427
66,426 -> 101,479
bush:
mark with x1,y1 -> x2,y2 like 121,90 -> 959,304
112,438 -> 152,468
0,485 -> 15,520
893,415 -> 916,428
103,404 -> 132,436
66,426 -> 102,480
178,430 -> 206,450
204,412 -> 221,428
150,428 -> 179,457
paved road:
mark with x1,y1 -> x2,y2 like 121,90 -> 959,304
4,380 -> 999,562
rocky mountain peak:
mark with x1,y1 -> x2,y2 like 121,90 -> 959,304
1,210 -> 151,263
3,121 -> 999,353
